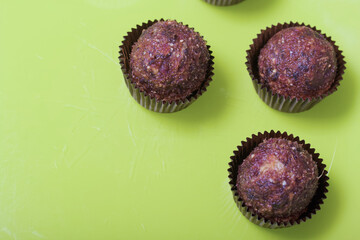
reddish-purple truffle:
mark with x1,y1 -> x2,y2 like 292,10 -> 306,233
236,138 -> 318,222
130,20 -> 210,102
258,26 -> 337,99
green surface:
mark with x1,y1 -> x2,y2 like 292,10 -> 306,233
0,0 -> 359,239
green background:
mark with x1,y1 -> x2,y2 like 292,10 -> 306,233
1,0 -> 359,239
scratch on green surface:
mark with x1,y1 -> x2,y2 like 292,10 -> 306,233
127,122 -> 137,147
78,37 -> 118,66
31,230 -> 46,239
327,139 -> 338,176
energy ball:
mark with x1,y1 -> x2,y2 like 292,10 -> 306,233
236,138 -> 319,222
130,20 -> 210,102
258,26 -> 337,99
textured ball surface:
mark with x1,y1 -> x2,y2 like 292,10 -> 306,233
237,138 -> 318,222
130,20 -> 210,102
258,26 -> 337,99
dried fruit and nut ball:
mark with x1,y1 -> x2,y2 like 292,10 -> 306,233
130,20 -> 210,102
236,138 -> 318,222
258,27 -> 337,99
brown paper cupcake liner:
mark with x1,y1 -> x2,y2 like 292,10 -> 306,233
228,130 -> 329,228
246,22 -> 346,113
119,19 -> 215,113
203,0 -> 244,6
